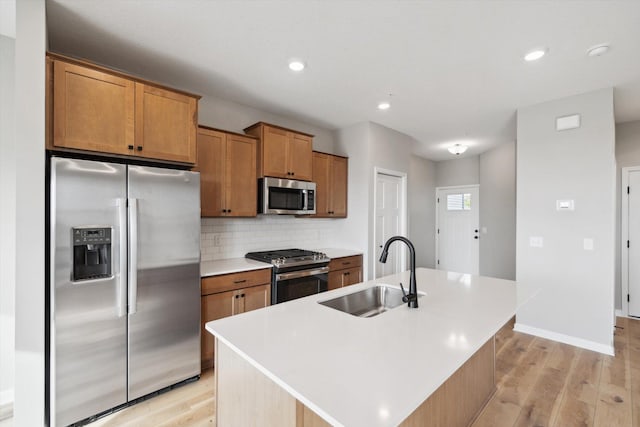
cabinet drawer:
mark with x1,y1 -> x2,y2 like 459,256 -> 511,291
329,255 -> 362,271
201,268 -> 271,295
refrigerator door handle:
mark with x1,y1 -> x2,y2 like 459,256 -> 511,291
117,198 -> 128,318
128,198 -> 139,315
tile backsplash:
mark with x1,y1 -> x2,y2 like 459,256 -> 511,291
201,216 -> 339,261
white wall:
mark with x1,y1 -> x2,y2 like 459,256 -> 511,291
14,0 -> 46,425
409,155 -> 436,268
515,88 -> 616,355
0,34 -> 16,417
435,156 -> 479,187
614,120 -> 640,310
479,141 -> 516,280
333,122 -> 429,280
198,95 -> 335,153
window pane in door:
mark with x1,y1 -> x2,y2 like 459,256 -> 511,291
447,193 -> 472,211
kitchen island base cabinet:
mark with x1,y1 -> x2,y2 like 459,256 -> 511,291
214,336 -> 495,427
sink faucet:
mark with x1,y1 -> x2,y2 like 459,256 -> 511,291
379,236 -> 418,308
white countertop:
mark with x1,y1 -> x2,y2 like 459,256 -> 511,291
206,268 -> 534,427
315,248 -> 363,259
200,258 -> 272,277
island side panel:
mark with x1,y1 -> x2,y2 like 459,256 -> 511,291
399,337 -> 495,427
215,339 -> 298,426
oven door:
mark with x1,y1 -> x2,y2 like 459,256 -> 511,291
274,266 -> 329,304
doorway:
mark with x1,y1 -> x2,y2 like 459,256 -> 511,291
435,185 -> 480,274
622,167 -> 640,317
373,168 -> 407,279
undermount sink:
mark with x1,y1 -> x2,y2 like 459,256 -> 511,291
318,285 -> 423,318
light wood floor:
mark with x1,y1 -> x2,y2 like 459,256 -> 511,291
89,317 -> 640,427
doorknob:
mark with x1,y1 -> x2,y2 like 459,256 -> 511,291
474,236 -> 479,239
474,229 -> 479,233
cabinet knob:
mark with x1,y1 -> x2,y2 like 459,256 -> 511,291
240,293 -> 245,298
136,146 -> 143,151
128,145 -> 134,150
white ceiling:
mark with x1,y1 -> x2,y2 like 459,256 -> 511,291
47,0 -> 640,161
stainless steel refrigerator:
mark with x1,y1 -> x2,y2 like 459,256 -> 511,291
49,157 -> 201,426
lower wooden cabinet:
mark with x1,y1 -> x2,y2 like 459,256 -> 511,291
327,255 -> 363,291
201,269 -> 271,369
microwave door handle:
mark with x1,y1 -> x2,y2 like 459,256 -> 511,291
302,189 -> 308,211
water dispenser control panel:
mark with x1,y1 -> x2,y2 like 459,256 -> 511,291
71,227 -> 112,282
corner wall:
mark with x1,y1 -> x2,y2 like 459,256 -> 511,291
614,120 -> 640,310
14,0 -> 47,425
0,34 -> 16,418
409,155 -> 436,268
515,88 -> 616,354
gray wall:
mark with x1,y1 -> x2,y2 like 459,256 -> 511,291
198,95 -> 335,154
13,0 -> 46,424
435,156 -> 479,187
0,34 -> 15,411
479,141 -> 516,280
615,120 -> 640,310
516,88 -> 616,353
409,155 -> 437,268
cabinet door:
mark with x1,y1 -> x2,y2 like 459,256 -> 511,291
262,125 -> 289,178
197,128 -> 226,217
328,271 -> 343,291
342,267 -> 362,287
238,284 -> 271,313
312,152 -> 330,216
330,156 -> 348,217
135,83 -> 197,164
53,60 -> 134,155
201,290 -> 237,369
226,134 -> 257,217
289,133 -> 313,181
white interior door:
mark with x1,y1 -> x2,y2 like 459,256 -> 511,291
436,186 -> 479,274
375,173 -> 404,278
628,170 -> 640,317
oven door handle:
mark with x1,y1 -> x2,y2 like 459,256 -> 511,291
276,266 -> 329,281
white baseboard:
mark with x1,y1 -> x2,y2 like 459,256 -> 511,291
0,391 -> 13,421
514,323 -> 614,356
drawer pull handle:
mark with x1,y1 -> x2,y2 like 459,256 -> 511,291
342,262 -> 351,265
234,279 -> 247,284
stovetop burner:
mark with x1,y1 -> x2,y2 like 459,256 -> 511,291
245,248 -> 329,268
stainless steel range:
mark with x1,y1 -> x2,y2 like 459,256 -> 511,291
245,249 -> 329,304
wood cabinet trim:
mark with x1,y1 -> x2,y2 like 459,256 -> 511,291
199,124 -> 259,140
47,52 -> 201,99
243,121 -> 314,138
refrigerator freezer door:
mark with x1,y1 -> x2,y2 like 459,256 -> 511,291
50,158 -> 128,426
127,165 -> 201,400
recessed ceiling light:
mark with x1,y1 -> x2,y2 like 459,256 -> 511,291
448,144 -> 468,155
377,102 -> 391,110
288,60 -> 305,71
587,44 -> 610,57
524,49 -> 547,62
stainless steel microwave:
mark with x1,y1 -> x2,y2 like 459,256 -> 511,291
259,177 -> 316,215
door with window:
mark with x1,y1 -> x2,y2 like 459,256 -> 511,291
436,185 -> 479,274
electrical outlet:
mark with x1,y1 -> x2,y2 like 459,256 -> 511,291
213,234 -> 221,247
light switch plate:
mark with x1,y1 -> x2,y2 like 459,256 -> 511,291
529,236 -> 544,248
584,238 -> 594,251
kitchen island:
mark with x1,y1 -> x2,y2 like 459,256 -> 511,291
206,268 -> 529,427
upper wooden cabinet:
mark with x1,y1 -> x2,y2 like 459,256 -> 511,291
47,53 -> 200,164
197,126 -> 257,217
311,151 -> 348,218
244,122 -> 313,181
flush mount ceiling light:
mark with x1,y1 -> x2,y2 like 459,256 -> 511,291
377,102 -> 391,110
587,44 -> 610,57
524,48 -> 547,62
448,144 -> 468,155
288,60 -> 305,71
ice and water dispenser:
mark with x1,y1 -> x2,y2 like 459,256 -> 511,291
71,227 -> 112,281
